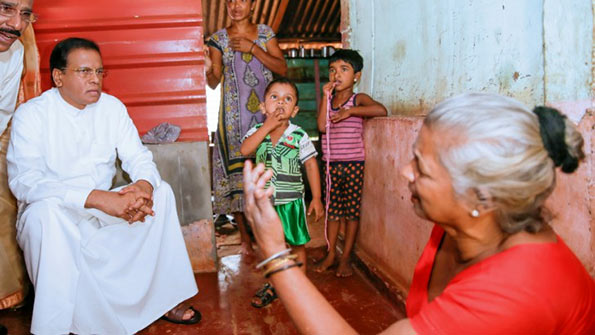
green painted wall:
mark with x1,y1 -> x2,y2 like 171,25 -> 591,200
286,59 -> 329,139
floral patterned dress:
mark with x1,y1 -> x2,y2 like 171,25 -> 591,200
208,24 -> 274,214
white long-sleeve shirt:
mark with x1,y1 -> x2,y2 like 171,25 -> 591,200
7,87 -> 161,210
0,40 -> 24,136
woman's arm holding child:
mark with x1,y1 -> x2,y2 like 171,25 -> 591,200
304,158 -> 323,221
330,93 -> 387,123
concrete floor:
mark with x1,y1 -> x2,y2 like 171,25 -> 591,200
0,218 -> 405,335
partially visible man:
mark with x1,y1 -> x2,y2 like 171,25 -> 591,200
0,0 -> 35,311
7,37 -> 200,334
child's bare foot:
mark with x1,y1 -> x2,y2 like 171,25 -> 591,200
313,255 -> 335,273
335,260 -> 353,277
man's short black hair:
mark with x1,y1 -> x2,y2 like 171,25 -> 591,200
264,77 -> 299,104
50,38 -> 101,84
328,49 -> 363,73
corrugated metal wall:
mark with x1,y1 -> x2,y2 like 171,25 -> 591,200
33,0 -> 207,142
202,0 -> 341,42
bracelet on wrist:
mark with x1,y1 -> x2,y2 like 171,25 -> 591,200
263,255 -> 298,273
265,261 -> 303,278
256,248 -> 291,269
249,42 -> 256,54
263,258 -> 294,277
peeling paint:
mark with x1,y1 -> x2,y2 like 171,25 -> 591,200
347,0 -> 594,115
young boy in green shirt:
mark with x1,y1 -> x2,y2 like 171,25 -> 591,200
241,77 -> 323,307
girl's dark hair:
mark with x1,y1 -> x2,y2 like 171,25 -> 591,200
50,38 -> 101,85
328,49 -> 364,73
264,77 -> 299,104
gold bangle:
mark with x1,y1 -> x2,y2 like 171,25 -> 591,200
263,258 -> 294,274
265,261 -> 303,278
263,257 -> 298,277
250,42 -> 256,54
256,248 -> 292,269
263,255 -> 298,272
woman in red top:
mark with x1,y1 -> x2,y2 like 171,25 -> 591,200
241,93 -> 594,334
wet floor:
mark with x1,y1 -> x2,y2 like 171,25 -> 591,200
0,219 -> 405,334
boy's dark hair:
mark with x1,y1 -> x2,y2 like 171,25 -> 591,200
264,77 -> 299,104
50,38 -> 101,85
328,49 -> 363,73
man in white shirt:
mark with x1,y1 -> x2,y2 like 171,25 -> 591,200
0,0 -> 35,312
7,37 -> 200,334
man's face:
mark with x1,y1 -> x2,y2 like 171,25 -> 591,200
0,0 -> 34,52
52,48 -> 104,109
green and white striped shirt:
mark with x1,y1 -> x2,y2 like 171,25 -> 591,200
243,122 -> 317,205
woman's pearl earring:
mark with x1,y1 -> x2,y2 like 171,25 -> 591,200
470,209 -> 480,218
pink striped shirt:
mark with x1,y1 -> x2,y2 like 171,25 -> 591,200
321,94 -> 365,162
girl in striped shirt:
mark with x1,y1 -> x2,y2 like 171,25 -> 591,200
315,49 -> 387,277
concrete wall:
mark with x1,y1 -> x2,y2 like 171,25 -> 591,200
543,0 -> 593,122
342,0 -> 594,294
115,142 -> 216,273
148,142 -> 212,224
545,112 -> 594,275
149,142 -> 216,273
358,117 -> 425,293
345,0 -> 546,115
344,0 -> 592,118
116,142 -> 213,224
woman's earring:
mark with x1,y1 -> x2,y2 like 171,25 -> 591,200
470,209 -> 480,218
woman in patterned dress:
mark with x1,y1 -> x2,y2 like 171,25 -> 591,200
205,0 -> 287,256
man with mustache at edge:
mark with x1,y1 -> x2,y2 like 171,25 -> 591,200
0,2 -> 35,331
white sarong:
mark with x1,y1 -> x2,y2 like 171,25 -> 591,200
17,182 -> 198,335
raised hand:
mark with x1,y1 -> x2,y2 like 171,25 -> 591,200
322,81 -> 337,98
262,109 -> 284,131
243,160 -> 286,256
